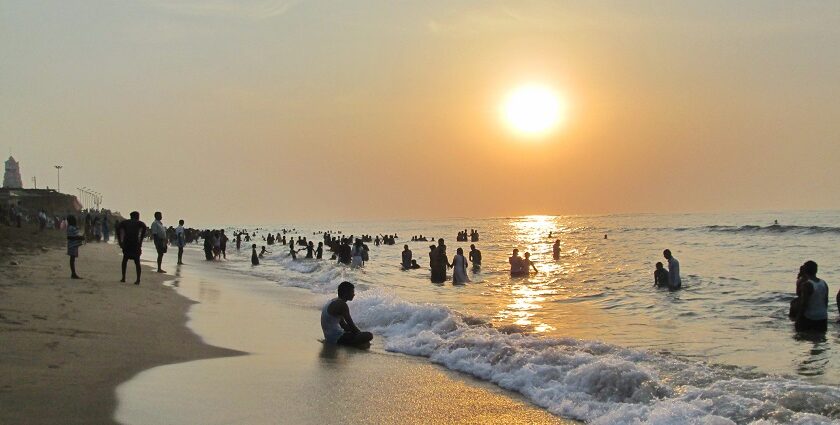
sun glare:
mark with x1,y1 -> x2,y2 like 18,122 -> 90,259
501,84 -> 567,137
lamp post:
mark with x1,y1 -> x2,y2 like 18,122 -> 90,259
54,165 -> 63,192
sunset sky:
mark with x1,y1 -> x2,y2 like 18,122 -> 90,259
2,1 -> 839,225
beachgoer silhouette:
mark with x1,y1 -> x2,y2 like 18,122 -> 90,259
66,215 -> 85,279
654,262 -> 669,287
402,245 -> 412,269
552,240 -> 561,260
251,244 -> 259,265
117,211 -> 147,285
452,247 -> 470,284
150,211 -> 168,273
663,249 -> 681,290
523,252 -> 538,274
795,260 -> 829,332
509,249 -> 524,277
469,244 -> 481,270
321,281 -> 373,347
175,219 -> 186,265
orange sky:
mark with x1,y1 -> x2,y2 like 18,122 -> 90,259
2,1 -> 839,226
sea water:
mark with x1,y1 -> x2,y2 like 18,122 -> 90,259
210,211 -> 840,423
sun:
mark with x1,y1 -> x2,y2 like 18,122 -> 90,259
501,84 -> 567,137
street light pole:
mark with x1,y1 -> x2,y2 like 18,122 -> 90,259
54,165 -> 63,192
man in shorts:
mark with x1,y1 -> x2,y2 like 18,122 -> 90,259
150,211 -> 168,273
118,211 -> 147,285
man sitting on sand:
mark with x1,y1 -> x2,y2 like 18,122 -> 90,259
321,281 -> 373,347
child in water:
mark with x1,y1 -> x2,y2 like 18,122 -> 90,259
654,262 -> 669,287
251,244 -> 259,265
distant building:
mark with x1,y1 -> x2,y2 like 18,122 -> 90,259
3,156 -> 23,189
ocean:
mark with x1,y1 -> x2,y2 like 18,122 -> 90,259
211,210 -> 840,423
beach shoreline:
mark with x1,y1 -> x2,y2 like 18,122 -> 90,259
0,225 -> 241,425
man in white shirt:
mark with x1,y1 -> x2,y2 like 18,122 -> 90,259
175,219 -> 186,265
663,249 -> 681,290
150,211 -> 168,273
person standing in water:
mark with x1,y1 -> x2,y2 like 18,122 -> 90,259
316,242 -> 324,259
654,262 -> 669,288
552,240 -> 561,260
175,219 -> 186,265
796,260 -> 828,332
663,249 -> 681,290
66,215 -> 85,279
251,244 -> 259,265
452,247 -> 470,284
401,245 -> 413,269
468,244 -> 481,271
522,252 -> 538,274
321,281 -> 374,346
509,249 -> 524,277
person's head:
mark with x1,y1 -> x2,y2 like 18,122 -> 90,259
252,244 -> 257,249
663,249 -> 672,259
438,238 -> 444,246
470,244 -> 475,250
404,245 -> 409,250
524,252 -> 531,259
220,229 -> 225,234
411,259 -> 418,265
512,248 -> 519,256
457,247 -> 463,255
154,211 -> 162,220
130,211 -> 140,220
260,246 -> 266,251
429,245 -> 435,251
802,260 -> 818,277
179,219 -> 184,226
337,281 -> 355,301
655,262 -> 664,270
67,215 -> 77,226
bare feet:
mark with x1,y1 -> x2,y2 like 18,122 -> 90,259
157,269 -> 166,273
120,278 -> 126,283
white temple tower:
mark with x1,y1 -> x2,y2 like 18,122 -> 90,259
3,156 -> 23,188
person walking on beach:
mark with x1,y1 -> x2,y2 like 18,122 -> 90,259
66,215 -> 85,279
452,247 -> 470,284
117,211 -> 147,285
321,281 -> 373,347
469,244 -> 481,270
401,245 -> 413,269
175,219 -> 186,265
795,260 -> 829,332
150,212 -> 168,273
663,249 -> 681,290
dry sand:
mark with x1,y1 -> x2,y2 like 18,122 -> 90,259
0,224 -> 240,425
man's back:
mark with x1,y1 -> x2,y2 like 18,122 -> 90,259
667,257 -> 681,288
120,220 -> 147,247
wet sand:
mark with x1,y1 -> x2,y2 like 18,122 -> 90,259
116,248 -> 574,424
0,226 -> 240,425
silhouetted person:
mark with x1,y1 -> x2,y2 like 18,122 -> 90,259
402,245 -> 413,269
66,215 -> 84,279
409,259 -> 421,269
469,244 -> 481,270
316,242 -> 323,259
236,232 -> 242,251
251,244 -> 259,265
220,230 -> 228,259
259,246 -> 268,258
509,249 -> 524,277
523,252 -> 538,274
338,240 -> 352,265
663,249 -> 681,290
321,281 -> 373,347
654,262 -> 669,288
452,247 -> 470,284
150,211 -> 168,273
552,240 -> 561,260
175,219 -> 186,265
118,211 -> 147,285
796,260 -> 828,332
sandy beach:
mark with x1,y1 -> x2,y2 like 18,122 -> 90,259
0,225 -> 240,425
